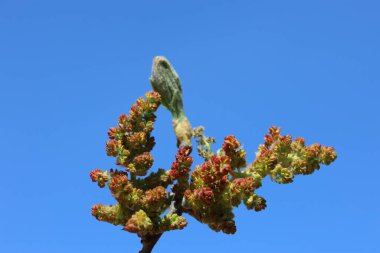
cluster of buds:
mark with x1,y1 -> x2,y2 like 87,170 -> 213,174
183,135 -> 250,234
90,90 -> 337,243
90,58 -> 337,253
106,91 -> 160,176
91,204 -> 126,226
221,135 -> 247,169
168,146 -> 193,195
90,169 -> 109,188
245,126 -> 337,184
182,127 -> 336,234
90,91 -> 188,239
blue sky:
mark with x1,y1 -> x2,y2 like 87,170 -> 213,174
0,1 -> 379,252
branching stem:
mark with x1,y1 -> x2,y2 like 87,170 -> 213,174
139,193 -> 183,253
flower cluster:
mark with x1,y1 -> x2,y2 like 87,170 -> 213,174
90,91 -> 337,242
91,204 -> 126,225
90,91 -> 188,238
183,136 -> 248,234
90,169 -> 109,188
182,127 -> 336,234
106,91 -> 160,176
90,56 -> 339,253
168,146 -> 193,195
221,135 -> 247,169
245,126 -> 337,184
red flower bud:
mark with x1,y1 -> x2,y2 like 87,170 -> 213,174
222,135 -> 241,152
294,137 -> 305,146
133,152 -> 154,176
169,147 -> 193,180
108,127 -> 118,139
194,187 -> 214,205
264,134 -> 274,146
145,91 -> 161,104
106,140 -> 119,156
118,114 -> 128,128
231,178 -> 255,195
90,169 -> 102,182
89,169 -> 109,188
108,174 -> 129,194
268,126 -> 281,139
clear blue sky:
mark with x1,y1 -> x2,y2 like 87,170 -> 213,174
1,1 -> 379,252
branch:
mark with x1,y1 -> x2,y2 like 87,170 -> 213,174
139,193 -> 183,253
139,233 -> 162,253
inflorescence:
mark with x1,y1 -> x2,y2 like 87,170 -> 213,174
90,90 -> 337,239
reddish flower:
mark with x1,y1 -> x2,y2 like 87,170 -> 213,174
145,91 -> 161,104
108,174 -> 129,195
168,147 -> 193,180
264,134 -> 274,146
294,137 -> 305,146
268,126 -> 281,139
222,135 -> 240,152
231,178 -> 255,195
90,169 -> 102,182
118,114 -> 128,128
89,169 -> 109,188
106,139 -> 119,157
108,127 -> 118,139
194,187 -> 214,205
133,152 -> 154,176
